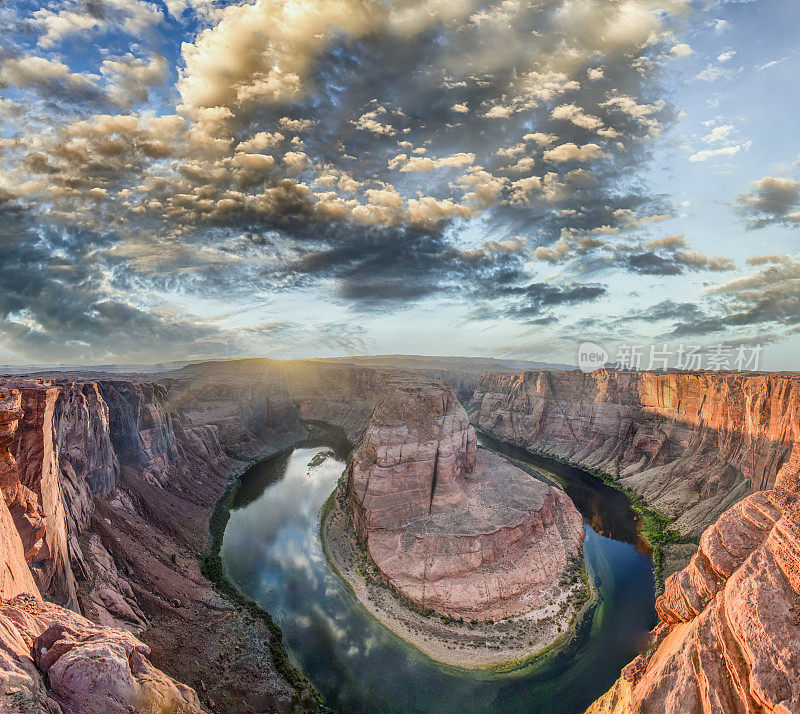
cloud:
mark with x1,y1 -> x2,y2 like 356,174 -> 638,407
543,143 -> 608,163
701,255 -> 800,330
388,152 -> 476,173
696,63 -> 734,82
351,107 -> 397,136
0,0 -> 716,360
0,53 -> 105,104
32,0 -> 163,48
701,124 -> 735,143
735,176 -> 800,228
551,104 -> 618,138
689,143 -> 749,162
100,53 -> 168,108
533,230 -> 734,276
671,43 -> 693,57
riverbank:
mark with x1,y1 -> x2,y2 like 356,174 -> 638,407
201,431 -> 325,712
320,475 -> 595,672
474,428 -> 698,590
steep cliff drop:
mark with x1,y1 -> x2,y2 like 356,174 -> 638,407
587,442 -> 800,713
0,384 -> 205,714
470,370 -> 799,541
3,359 -> 796,712
322,372 -> 587,668
0,366 -> 318,713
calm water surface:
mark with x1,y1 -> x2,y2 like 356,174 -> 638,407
221,429 -> 656,714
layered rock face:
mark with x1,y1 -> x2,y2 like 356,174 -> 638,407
0,593 -> 204,714
347,374 -> 584,619
348,374 -> 478,536
284,360 -> 381,442
0,381 -> 77,609
588,442 -> 800,713
471,370 -> 800,536
0,364 -> 314,712
0,479 -> 39,601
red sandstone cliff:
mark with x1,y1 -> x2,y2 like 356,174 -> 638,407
0,384 -> 206,713
587,441 -> 800,713
470,370 -> 800,536
345,373 -> 585,619
0,382 -> 77,609
6,359 -> 795,713
0,365 -> 314,712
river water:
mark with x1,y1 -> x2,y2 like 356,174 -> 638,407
221,429 -> 656,713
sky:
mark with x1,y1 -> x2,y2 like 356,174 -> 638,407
0,0 -> 799,369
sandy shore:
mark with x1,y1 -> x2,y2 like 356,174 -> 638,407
320,481 -> 595,671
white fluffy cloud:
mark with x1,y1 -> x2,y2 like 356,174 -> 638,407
544,143 -> 608,163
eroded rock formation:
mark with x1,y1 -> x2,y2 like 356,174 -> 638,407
471,370 -> 800,537
2,358 -> 796,712
0,365 -> 313,712
346,374 -> 585,619
0,593 -> 204,714
0,381 -> 77,609
588,442 -> 800,713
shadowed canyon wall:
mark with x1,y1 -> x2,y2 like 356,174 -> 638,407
470,369 -> 799,536
0,364 -> 315,713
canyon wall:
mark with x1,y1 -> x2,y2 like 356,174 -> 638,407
347,373 -> 478,538
0,382 -> 77,610
284,361 -> 382,442
588,442 -> 800,713
0,382 -> 207,713
470,370 -> 800,536
0,364 -> 316,712
345,373 -> 585,619
3,358 -> 795,712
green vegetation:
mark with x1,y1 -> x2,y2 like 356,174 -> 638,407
476,428 -> 697,592
308,448 -> 334,470
578,465 -> 697,590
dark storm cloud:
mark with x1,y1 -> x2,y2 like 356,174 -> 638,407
469,275 -> 608,323
617,253 -> 800,341
0,204 -> 245,362
627,251 -> 684,275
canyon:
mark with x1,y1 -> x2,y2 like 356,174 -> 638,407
0,359 -> 797,713
588,439 -> 800,713
470,368 -> 800,713
470,370 -> 799,538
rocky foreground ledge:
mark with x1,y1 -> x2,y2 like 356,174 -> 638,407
322,373 -> 588,667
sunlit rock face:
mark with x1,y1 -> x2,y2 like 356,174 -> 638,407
0,399 -> 39,599
0,381 -> 77,610
0,594 -> 205,714
347,374 -> 584,619
470,370 -> 800,537
587,443 -> 800,714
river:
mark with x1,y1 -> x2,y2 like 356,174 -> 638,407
220,428 -> 657,713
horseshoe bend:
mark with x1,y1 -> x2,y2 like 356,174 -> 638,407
0,359 -> 798,713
